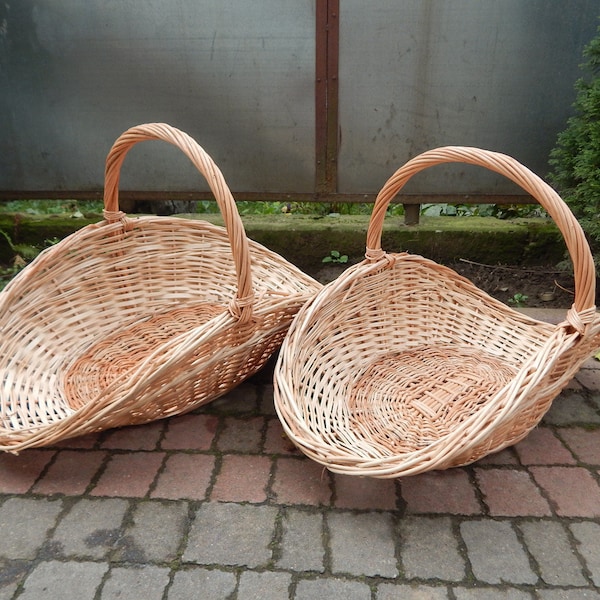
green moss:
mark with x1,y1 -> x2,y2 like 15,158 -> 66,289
13,213 -> 100,247
234,214 -> 565,271
0,212 -> 567,276
0,230 -> 15,263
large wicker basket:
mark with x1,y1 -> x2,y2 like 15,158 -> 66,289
0,123 -> 321,453
274,146 -> 600,478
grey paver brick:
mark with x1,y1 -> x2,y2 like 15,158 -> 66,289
167,567 -> 236,600
542,393 -> 600,425
100,565 -> 170,600
216,416 -> 264,452
535,590 -> 600,600
399,516 -> 465,581
460,520 -> 537,585
294,577 -> 372,600
265,419 -> 297,455
49,497 -> 129,559
328,511 -> 398,578
115,500 -> 188,563
277,509 -> 325,572
0,497 -> 63,560
570,521 -> 600,587
401,469 -> 481,515
2,377 -> 600,600
453,588 -> 533,599
209,384 -> 258,414
259,385 -> 277,416
183,502 -> 277,568
519,520 -> 587,586
18,560 -> 108,600
589,391 -> 600,412
576,369 -> 600,392
237,570 -> 293,599
0,582 -> 19,600
377,582 -> 450,599
0,560 -> 29,600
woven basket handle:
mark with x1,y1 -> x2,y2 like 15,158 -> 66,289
103,123 -> 254,323
366,146 -> 596,319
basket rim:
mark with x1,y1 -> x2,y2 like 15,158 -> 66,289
0,214 -> 320,305
365,146 -> 596,324
103,123 -> 257,322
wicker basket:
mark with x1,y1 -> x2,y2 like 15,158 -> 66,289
0,123 -> 321,453
274,146 -> 600,478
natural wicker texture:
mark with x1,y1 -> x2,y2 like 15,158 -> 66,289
274,146 -> 600,478
0,123 -> 321,453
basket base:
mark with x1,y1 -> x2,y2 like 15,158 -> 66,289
64,303 -> 224,409
347,345 -> 517,456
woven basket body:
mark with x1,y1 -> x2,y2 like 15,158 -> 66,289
0,123 -> 321,453
274,146 -> 600,478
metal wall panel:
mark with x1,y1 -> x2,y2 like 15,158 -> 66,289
0,0 -> 315,193
337,0 -> 600,194
2,1 -> 599,197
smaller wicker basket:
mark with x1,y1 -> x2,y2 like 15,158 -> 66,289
0,123 -> 321,453
274,146 -> 600,478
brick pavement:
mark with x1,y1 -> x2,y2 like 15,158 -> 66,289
1,317 -> 599,599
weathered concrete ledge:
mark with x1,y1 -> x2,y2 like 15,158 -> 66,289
0,212 -> 567,274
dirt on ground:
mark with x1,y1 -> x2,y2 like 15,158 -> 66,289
316,260 -> 584,310
448,260 -> 580,309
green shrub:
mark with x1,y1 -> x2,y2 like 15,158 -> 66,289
548,23 -> 600,250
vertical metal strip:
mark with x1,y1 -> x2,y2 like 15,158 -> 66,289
315,0 -> 339,194
326,0 -> 339,193
315,0 -> 329,193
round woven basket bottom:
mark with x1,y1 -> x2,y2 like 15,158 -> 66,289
64,302 -> 224,410
347,345 -> 517,456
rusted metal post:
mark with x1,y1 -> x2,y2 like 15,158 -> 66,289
403,203 -> 421,225
315,0 -> 340,195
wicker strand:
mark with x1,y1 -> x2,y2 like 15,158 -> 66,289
102,210 -> 127,222
366,147 -> 596,315
228,294 -> 256,323
365,248 -> 386,261
103,123 -> 254,323
102,210 -> 134,232
562,305 -> 598,335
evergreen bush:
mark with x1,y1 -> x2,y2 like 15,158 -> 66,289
548,23 -> 600,252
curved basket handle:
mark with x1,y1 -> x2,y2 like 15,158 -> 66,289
103,123 -> 254,323
366,146 -> 596,319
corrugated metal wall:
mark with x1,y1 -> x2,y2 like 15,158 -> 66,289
0,0 -> 316,193
0,0 -> 598,197
337,0 -> 600,194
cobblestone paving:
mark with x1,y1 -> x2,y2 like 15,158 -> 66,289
1,349 -> 599,599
